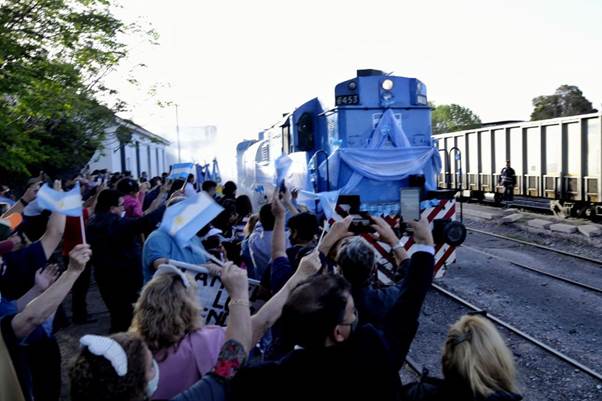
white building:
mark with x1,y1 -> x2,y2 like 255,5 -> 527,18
88,117 -> 171,178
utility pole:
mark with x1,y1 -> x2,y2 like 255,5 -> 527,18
175,103 -> 182,162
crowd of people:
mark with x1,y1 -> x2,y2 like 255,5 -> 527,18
0,169 -> 523,401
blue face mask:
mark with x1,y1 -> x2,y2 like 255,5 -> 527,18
147,359 -> 160,397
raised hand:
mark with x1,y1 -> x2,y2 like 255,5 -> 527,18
220,262 -> 249,301
22,181 -> 41,203
295,249 -> 322,278
271,190 -> 286,219
68,244 -> 92,272
34,264 -> 61,291
407,215 -> 434,246
370,216 -> 399,246
318,215 -> 354,255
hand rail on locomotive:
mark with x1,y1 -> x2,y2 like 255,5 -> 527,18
313,149 -> 330,192
440,146 -> 464,223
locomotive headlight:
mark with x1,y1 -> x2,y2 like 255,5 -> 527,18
381,79 -> 394,91
348,81 -> 357,91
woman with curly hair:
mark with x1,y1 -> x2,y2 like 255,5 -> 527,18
70,263 -> 254,401
403,314 -> 522,401
129,265 -> 222,400
129,240 -> 324,399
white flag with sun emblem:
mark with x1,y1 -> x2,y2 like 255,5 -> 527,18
36,182 -> 83,217
160,192 -> 224,245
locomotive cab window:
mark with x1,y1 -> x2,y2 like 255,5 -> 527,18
296,112 -> 314,151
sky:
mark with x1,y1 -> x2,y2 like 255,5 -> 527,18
105,0 -> 602,179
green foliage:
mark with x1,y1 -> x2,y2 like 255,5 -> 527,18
0,0 -> 153,184
530,85 -> 598,121
431,103 -> 482,135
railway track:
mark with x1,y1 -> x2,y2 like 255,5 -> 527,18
461,244 -> 602,294
465,227 -> 602,267
462,226 -> 602,294
404,284 -> 602,382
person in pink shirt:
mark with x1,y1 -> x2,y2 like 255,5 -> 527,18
129,265 -> 227,400
117,178 -> 145,218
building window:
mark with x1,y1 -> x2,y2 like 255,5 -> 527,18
156,147 -> 160,174
147,145 -> 152,176
135,141 -> 141,178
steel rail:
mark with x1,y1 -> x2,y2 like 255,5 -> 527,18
461,245 -> 602,294
431,283 -> 602,382
466,227 -> 602,267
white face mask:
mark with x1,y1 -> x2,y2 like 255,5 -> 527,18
147,359 -> 160,397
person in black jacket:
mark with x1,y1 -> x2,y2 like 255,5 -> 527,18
499,160 -> 517,203
230,215 -> 435,401
403,314 -> 522,401
87,189 -> 165,333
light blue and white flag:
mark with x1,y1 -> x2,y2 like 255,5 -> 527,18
36,182 -> 83,217
160,192 -> 224,245
168,163 -> 195,180
274,154 -> 293,186
317,190 -> 341,221
299,189 -> 342,221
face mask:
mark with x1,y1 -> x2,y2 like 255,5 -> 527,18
147,359 -> 160,397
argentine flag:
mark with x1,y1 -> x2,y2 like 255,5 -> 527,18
274,154 -> 292,186
36,182 -> 83,217
169,163 -> 195,180
317,190 -> 342,221
160,192 -> 223,245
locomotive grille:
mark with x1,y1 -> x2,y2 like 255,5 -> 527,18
260,143 -> 270,162
544,177 -> 556,190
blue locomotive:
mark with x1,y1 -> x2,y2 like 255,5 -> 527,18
238,70 -> 438,209
236,69 -> 465,276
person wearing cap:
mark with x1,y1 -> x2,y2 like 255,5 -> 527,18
498,160 -> 516,204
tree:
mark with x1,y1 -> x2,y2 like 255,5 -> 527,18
0,0 -> 156,184
431,103 -> 482,135
530,85 -> 597,121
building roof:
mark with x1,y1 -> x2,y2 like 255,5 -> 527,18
115,117 -> 171,145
